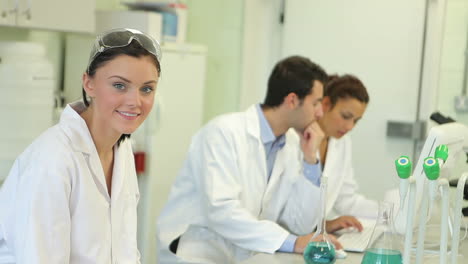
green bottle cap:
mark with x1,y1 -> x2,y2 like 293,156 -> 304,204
435,145 -> 449,162
395,156 -> 411,179
423,157 -> 440,180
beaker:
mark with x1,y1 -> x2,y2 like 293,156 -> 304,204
361,201 -> 403,264
303,177 -> 336,264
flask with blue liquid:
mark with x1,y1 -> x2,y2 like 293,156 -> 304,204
361,201 -> 403,264
303,176 -> 336,264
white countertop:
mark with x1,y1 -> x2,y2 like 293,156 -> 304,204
241,236 -> 468,264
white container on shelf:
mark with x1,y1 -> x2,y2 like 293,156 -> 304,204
0,42 -> 55,182
158,3 -> 187,44
122,1 -> 187,44
95,10 -> 163,41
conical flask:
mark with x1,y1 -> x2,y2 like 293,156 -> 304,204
361,201 -> 403,264
303,177 -> 336,264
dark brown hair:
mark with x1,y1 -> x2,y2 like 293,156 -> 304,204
325,74 -> 369,108
263,56 -> 327,108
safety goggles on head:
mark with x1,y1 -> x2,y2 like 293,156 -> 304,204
87,28 -> 162,72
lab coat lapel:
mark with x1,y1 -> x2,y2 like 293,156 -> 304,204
323,138 -> 342,214
262,145 -> 286,205
111,143 -> 126,201
245,105 -> 268,188
86,152 -> 111,201
60,103 -> 110,201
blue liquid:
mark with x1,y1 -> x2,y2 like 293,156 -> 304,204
303,242 -> 336,264
361,248 -> 403,264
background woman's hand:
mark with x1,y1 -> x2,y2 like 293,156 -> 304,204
326,215 -> 363,234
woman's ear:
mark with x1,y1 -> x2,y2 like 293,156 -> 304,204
82,73 -> 96,97
322,96 -> 332,113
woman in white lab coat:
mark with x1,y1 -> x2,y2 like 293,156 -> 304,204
0,28 -> 161,264
318,74 -> 378,223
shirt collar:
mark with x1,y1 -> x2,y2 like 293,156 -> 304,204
255,104 -> 286,147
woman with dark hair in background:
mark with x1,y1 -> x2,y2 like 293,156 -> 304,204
317,74 -> 378,233
0,28 -> 161,263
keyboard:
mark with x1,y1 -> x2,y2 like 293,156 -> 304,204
337,218 -> 382,253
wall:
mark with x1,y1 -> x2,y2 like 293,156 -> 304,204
438,0 -> 468,179
239,0 -> 283,110
438,0 -> 468,124
184,0 -> 244,122
96,0 -> 124,10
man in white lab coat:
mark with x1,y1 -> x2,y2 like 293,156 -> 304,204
157,56 -> 357,263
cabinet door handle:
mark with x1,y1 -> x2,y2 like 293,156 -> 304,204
20,0 -> 31,20
9,0 -> 18,14
7,7 -> 17,15
0,7 -> 17,18
1,0 -> 18,18
21,8 -> 31,20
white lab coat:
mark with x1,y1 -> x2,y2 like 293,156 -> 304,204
323,135 -> 378,219
156,105 -> 321,264
0,102 -> 140,264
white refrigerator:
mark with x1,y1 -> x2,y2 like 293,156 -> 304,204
133,43 -> 207,264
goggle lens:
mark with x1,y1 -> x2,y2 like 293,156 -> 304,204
88,28 -> 162,72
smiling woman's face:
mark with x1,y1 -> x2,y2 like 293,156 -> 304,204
319,97 -> 367,139
82,54 -> 159,137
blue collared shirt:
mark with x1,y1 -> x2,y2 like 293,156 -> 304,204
256,105 -> 321,252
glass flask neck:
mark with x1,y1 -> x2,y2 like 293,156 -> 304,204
315,177 -> 328,235
376,201 -> 394,231
303,176 -> 336,264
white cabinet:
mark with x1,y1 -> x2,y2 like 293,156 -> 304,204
0,42 -> 55,183
0,0 -> 95,33
0,0 -> 15,26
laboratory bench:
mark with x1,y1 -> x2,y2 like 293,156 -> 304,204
241,235 -> 468,263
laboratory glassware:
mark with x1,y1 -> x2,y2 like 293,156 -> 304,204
361,201 -> 403,264
303,176 -> 336,264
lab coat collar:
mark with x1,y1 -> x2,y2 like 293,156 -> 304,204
59,101 -> 95,155
255,104 -> 276,144
245,105 -> 261,139
60,101 -> 127,200
60,102 -> 111,199
255,104 -> 286,148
